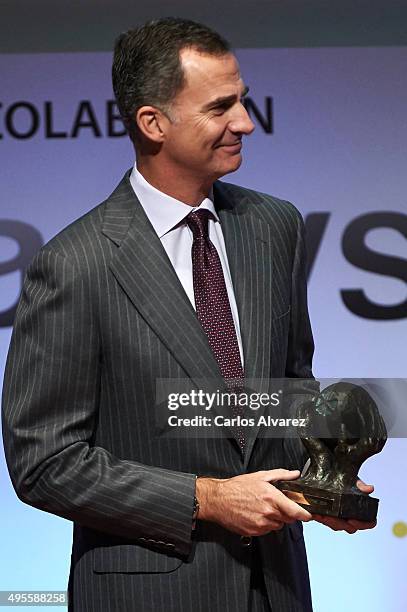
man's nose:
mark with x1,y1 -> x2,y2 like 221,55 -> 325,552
229,103 -> 255,135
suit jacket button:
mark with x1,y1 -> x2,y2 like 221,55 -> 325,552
240,536 -> 252,546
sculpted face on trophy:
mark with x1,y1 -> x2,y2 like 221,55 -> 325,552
278,382 -> 387,521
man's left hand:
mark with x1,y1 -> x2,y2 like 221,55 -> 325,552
312,479 -> 376,534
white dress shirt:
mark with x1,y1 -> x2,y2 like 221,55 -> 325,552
130,164 -> 244,365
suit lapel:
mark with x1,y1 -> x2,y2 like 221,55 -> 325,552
102,173 -> 225,394
102,173 -> 274,463
214,182 -> 274,466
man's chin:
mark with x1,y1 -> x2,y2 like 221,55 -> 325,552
223,154 -> 243,174
210,153 -> 243,181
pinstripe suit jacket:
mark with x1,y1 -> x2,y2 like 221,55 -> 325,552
2,171 -> 315,611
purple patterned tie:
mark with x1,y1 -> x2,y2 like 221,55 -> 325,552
186,208 -> 246,452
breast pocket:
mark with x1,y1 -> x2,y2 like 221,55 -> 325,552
271,306 -> 291,340
270,307 -> 291,374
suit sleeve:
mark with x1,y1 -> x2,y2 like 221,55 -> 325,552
1,247 -> 196,558
283,208 -> 318,470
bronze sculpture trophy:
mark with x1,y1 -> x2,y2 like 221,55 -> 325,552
278,382 -> 387,521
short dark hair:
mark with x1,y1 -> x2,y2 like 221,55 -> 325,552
112,17 -> 231,142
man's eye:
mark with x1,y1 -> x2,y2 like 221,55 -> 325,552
213,105 -> 228,114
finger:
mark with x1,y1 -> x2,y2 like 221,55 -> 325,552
312,515 -> 341,530
273,490 -> 313,522
347,519 -> 377,530
358,484 -> 374,492
343,526 -> 358,534
263,469 -> 301,482
268,520 -> 285,531
313,515 -> 376,532
312,515 -> 349,531
356,479 -> 374,494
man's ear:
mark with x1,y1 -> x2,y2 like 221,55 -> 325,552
135,106 -> 168,143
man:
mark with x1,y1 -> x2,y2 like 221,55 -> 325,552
2,17 -> 375,612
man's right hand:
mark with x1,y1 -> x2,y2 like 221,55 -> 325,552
196,469 -> 312,536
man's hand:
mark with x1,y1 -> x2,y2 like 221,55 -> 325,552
312,479 -> 377,534
196,469 -> 312,536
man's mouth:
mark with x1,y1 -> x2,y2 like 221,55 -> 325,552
218,141 -> 242,151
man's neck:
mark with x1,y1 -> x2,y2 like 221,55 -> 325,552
136,159 -> 214,207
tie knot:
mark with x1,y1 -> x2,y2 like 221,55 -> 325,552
186,208 -> 214,240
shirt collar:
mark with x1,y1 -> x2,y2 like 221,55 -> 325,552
129,163 -> 218,239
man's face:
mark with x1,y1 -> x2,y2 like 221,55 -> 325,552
162,48 -> 255,183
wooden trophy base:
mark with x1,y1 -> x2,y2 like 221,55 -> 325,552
276,481 -> 379,521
